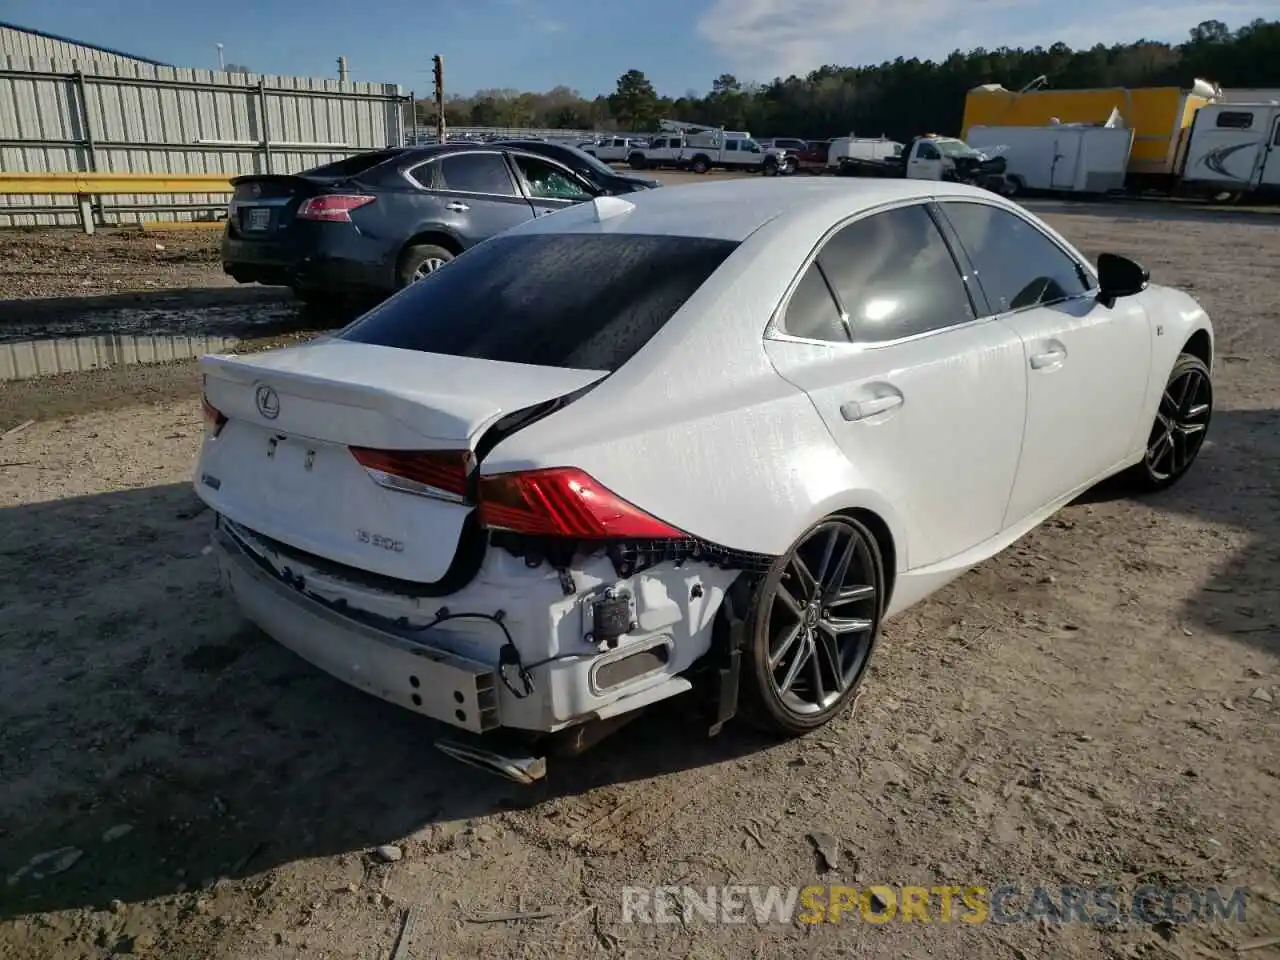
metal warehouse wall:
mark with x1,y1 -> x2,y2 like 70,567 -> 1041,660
0,23 -> 166,69
0,54 -> 406,227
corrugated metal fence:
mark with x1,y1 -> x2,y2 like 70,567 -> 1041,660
0,54 -> 407,227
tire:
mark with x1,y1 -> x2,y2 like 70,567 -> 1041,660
397,243 -> 454,288
629,154 -> 648,170
1123,352 -> 1213,493
691,157 -> 711,175
762,157 -> 779,177
739,515 -> 885,736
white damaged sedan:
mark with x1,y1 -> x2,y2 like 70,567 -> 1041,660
195,179 -> 1214,781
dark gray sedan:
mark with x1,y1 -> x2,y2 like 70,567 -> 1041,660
221,142 -> 659,304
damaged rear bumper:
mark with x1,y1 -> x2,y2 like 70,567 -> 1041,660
214,526 -> 502,733
210,522 -> 740,735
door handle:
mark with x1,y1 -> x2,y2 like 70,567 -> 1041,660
1029,346 -> 1067,370
445,201 -> 469,212
840,393 -> 903,422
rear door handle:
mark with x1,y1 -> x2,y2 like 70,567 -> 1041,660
446,201 -> 469,212
1029,346 -> 1067,370
840,393 -> 904,422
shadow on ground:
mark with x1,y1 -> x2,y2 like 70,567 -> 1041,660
0,410 -> 1275,919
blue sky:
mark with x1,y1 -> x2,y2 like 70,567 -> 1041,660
4,0 -> 1272,98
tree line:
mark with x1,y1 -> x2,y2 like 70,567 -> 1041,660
408,18 -> 1278,141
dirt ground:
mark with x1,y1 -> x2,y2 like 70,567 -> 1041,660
0,229 -> 229,302
0,199 -> 1278,960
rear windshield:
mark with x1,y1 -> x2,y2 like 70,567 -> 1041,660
303,149 -> 406,178
339,233 -> 738,372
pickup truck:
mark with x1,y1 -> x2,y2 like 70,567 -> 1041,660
839,135 -> 1013,193
683,133 -> 794,175
793,139 -> 833,173
585,137 -> 647,163
632,132 -> 794,175
629,135 -> 686,169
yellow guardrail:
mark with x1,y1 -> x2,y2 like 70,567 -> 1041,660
0,172 -> 235,233
0,173 -> 234,194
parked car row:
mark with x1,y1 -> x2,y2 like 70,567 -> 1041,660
208,170 -> 1217,783
222,141 -> 660,304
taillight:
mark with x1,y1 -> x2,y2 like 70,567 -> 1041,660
296,194 -> 376,222
202,394 -> 227,439
349,448 -> 470,503
477,467 -> 684,539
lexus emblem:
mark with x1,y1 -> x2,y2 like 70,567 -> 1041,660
254,384 -> 280,420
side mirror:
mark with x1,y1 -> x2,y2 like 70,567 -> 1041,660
1096,252 -> 1149,308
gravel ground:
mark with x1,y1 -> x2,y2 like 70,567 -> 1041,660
0,229 -> 230,302
0,197 -> 1277,960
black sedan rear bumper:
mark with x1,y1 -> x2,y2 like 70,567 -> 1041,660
221,227 -> 397,296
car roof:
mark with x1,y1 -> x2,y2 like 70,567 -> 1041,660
505,177 -> 1010,242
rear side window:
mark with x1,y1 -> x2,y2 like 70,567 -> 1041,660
817,204 -> 972,342
339,233 -> 739,372
782,263 -> 847,342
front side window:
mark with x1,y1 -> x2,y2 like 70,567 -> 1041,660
916,142 -> 940,160
815,204 -> 973,342
940,201 -> 1092,314
512,155 -> 594,201
340,233 -> 738,372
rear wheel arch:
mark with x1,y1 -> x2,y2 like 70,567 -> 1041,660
400,230 -> 462,262
832,507 -> 897,616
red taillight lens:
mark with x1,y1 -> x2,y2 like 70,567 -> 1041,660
202,394 -> 228,438
349,448 -> 470,502
296,194 -> 376,222
477,467 -> 684,539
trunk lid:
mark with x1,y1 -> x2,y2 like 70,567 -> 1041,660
197,340 -> 607,583
227,174 -> 333,239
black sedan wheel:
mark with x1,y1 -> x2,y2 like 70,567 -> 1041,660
397,243 -> 455,287
1126,352 -> 1212,492
742,515 -> 884,736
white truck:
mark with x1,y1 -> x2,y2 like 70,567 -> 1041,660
1177,100 -> 1280,200
629,134 -> 687,169
827,135 -> 904,174
839,134 -> 1016,194
584,136 -> 647,163
644,120 -> 794,175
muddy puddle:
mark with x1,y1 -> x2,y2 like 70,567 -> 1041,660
0,298 -> 349,380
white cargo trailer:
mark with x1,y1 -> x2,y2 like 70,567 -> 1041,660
965,119 -> 1133,194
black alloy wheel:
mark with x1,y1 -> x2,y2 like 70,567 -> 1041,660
1128,352 -> 1212,492
742,515 -> 884,735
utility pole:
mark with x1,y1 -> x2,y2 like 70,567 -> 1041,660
432,55 -> 446,141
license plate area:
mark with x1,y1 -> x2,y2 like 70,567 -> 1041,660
242,207 -> 272,232
261,435 -> 322,510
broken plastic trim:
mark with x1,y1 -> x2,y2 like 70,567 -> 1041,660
491,531 -> 778,579
434,738 -> 548,784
